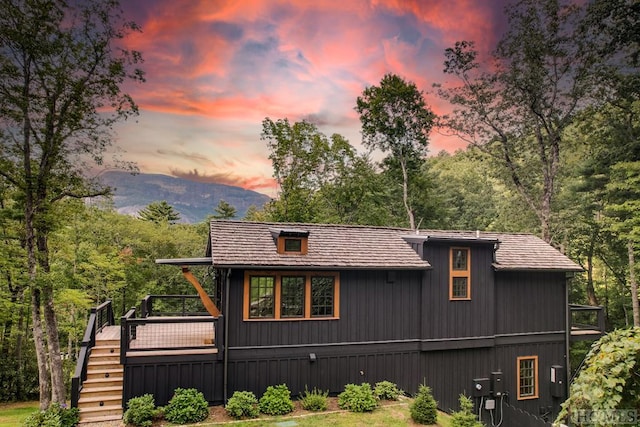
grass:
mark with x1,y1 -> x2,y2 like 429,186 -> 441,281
0,401 -> 38,427
200,401 -> 451,426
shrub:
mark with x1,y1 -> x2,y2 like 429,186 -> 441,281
557,327 -> 640,426
123,394 -> 156,427
300,386 -> 329,411
225,391 -> 259,419
259,384 -> 295,415
450,395 -> 483,427
22,403 -> 79,427
337,383 -> 378,413
374,380 -> 403,401
164,388 -> 209,424
410,384 -> 438,424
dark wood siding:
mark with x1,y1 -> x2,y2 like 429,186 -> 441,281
123,355 -> 223,405
421,243 -> 495,340
495,271 -> 566,334
227,269 -> 422,348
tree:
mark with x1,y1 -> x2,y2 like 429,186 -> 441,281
605,162 -> 640,326
212,200 -> 237,220
138,201 -> 181,224
0,0 -> 143,407
438,0 -> 601,243
261,118 -> 354,223
356,73 -> 435,230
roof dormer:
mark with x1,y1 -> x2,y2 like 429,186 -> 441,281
269,228 -> 310,255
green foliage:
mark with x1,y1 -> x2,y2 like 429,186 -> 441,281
258,384 -> 295,415
356,73 -> 435,230
450,395 -> 483,427
557,328 -> 640,426
138,201 -> 181,224
123,394 -> 156,427
337,383 -> 378,413
164,388 -> 209,424
300,386 -> 329,411
212,200 -> 237,220
410,384 -> 438,425
225,391 -> 259,419
374,380 -> 403,401
22,403 -> 78,427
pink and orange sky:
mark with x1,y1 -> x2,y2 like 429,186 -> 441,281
113,0 -> 509,196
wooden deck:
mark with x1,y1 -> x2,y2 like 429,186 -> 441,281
96,322 -> 217,356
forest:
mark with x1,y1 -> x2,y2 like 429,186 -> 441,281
0,0 -> 638,410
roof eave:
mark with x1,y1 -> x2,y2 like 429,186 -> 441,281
212,264 -> 432,271
492,263 -> 584,273
156,257 -> 213,266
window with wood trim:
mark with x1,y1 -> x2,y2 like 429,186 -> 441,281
277,237 -> 308,254
449,247 -> 471,300
517,356 -> 539,400
244,271 -> 339,320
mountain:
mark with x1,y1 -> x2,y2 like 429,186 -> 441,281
98,171 -> 271,223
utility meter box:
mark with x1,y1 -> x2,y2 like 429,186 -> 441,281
472,378 -> 490,397
491,371 -> 504,396
550,365 -> 565,398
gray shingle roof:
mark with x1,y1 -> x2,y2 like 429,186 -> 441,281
209,221 -> 582,272
209,221 -> 430,269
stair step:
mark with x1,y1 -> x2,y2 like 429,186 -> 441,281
89,353 -> 120,362
91,345 -> 120,355
79,410 -> 122,424
78,395 -> 122,408
95,338 -> 120,346
82,377 -> 123,388
79,385 -> 122,397
86,368 -> 123,380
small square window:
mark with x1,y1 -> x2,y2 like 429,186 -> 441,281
452,277 -> 468,299
284,238 -> 302,252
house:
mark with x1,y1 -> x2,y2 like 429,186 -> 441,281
72,220 -> 603,426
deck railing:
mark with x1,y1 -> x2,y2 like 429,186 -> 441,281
121,296 -> 223,364
141,295 -> 212,317
71,300 -> 115,408
570,304 -> 605,341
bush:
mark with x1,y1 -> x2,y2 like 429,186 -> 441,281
123,394 -> 156,427
374,380 -> 403,401
337,383 -> 378,413
410,384 -> 438,424
22,403 -> 79,427
258,384 -> 295,415
300,386 -> 329,411
164,388 -> 209,424
225,391 -> 259,419
450,395 -> 483,427
557,327 -> 640,426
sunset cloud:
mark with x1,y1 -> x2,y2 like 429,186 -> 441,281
115,0 -> 509,196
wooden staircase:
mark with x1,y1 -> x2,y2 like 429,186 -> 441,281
78,333 -> 123,424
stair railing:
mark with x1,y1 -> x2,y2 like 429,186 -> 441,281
71,300 -> 115,408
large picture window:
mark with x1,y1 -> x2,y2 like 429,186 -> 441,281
244,272 -> 339,320
449,247 -> 471,300
517,356 -> 539,400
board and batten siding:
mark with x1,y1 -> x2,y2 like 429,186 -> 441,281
495,271 -> 567,335
226,269 -> 422,347
421,243 -> 496,340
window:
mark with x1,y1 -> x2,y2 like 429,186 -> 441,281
450,247 -> 471,300
517,356 -> 539,400
244,272 -> 339,320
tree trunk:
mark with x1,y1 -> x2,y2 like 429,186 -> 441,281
400,156 -> 416,230
628,240 -> 639,327
31,289 -> 51,410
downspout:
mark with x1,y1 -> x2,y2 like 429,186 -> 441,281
223,268 -> 231,403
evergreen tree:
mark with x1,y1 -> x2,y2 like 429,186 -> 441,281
138,201 -> 181,225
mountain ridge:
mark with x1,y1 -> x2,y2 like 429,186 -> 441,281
99,171 -> 270,223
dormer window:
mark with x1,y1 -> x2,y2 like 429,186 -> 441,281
270,228 -> 309,255
450,247 -> 471,300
